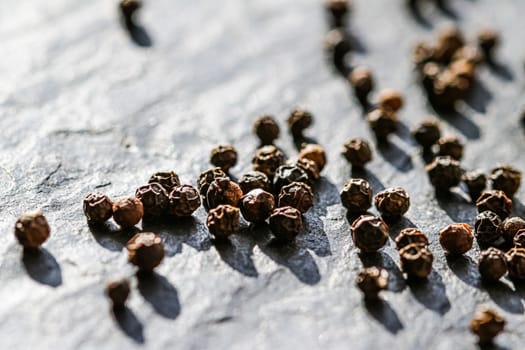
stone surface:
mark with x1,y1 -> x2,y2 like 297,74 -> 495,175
1,0 -> 525,349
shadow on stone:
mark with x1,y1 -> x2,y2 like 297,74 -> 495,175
364,299 -> 404,334
484,280 -> 524,314
113,306 -> 145,344
446,255 -> 481,288
214,232 -> 258,278
89,221 -> 139,252
137,272 -> 180,319
377,140 -> 413,173
407,270 -> 451,315
436,190 -> 477,223
465,80 -> 493,114
22,248 -> 62,287
351,168 -> 385,193
406,0 -> 433,28
124,20 -> 153,47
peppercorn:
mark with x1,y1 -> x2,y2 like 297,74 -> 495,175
477,28 -> 499,60
474,210 -> 502,247
119,0 -> 141,24
83,192 -> 113,225
366,109 -> 398,142
478,248 -> 507,282
412,42 -> 436,69
206,204 -> 240,239
112,197 -> 144,229
436,136 -> 463,160
476,190 -> 512,219
273,164 -> 310,193
351,215 -> 389,253
426,156 -> 462,191
278,182 -> 314,214
395,228 -> 429,250
238,171 -> 272,194
149,171 -> 181,193
374,187 -> 410,221
462,170 -> 487,201
253,115 -> 280,145
287,109 -> 313,139
323,29 -> 351,69
435,24 -> 465,63
412,119 -> 441,149
168,185 -> 201,217
14,211 -> 50,250
378,89 -> 404,113
294,158 -> 321,186
514,230 -> 525,248
439,223 -> 473,255
252,145 -> 285,177
269,206 -> 303,242
469,306 -> 505,345
489,164 -> 522,198
421,62 -> 441,92
210,145 -> 238,172
449,58 -> 477,83
206,177 -> 243,209
325,0 -> 349,28
452,45 -> 483,66
197,167 -> 228,196
135,183 -> 169,217
498,216 -> 525,244
355,267 -> 388,301
507,247 -> 525,279
240,189 -> 275,223
340,178 -> 373,214
127,232 -> 165,272
399,243 -> 433,279
105,278 -> 130,309
298,143 -> 327,172
341,138 -> 372,168
349,67 -> 374,104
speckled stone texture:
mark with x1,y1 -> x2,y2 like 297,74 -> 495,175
1,0 -> 525,349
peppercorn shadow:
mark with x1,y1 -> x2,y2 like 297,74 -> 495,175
213,232 -> 258,278
407,270 -> 451,315
446,254 -> 481,288
364,299 -> 404,335
406,0 -> 433,29
137,272 -> 180,319
387,217 -> 419,240
435,0 -> 459,20
113,306 -> 145,344
123,20 -> 153,48
376,140 -> 414,173
22,248 -> 62,287
431,108 -> 481,140
351,168 -> 386,193
89,222 -> 140,252
358,251 -> 406,293
464,79 -> 493,114
484,281 -> 524,314
435,189 -> 477,222
487,60 -> 514,81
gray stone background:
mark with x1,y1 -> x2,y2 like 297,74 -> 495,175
1,0 -> 525,349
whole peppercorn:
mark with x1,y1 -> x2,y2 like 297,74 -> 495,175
340,178 -> 373,214
355,267 -> 388,301
168,185 -> 201,217
439,223 -> 473,255
514,229 -> 525,248
412,119 -> 441,149
474,211 -> 502,247
462,170 -> 487,201
323,29 -> 351,68
269,206 -> 303,242
469,306 -> 506,345
278,182 -> 314,214
206,177 -> 243,209
478,248 -> 507,282
325,0 -> 349,27
366,109 -> 398,142
436,136 -> 463,160
135,183 -> 169,217
238,171 -> 272,194
395,228 -> 429,250
351,215 -> 389,253
148,171 -> 181,193
489,165 -> 522,198
349,67 -> 374,104
113,197 -> 144,229
435,24 -> 465,63
477,28 -> 499,59
127,232 -> 165,272
105,278 -> 130,309
287,109 -> 313,139
498,216 -> 525,244
252,145 -> 285,177
378,89 -> 404,113
476,190 -> 512,219
119,0 -> 141,24
253,115 -> 280,145
341,138 -> 373,168
14,211 -> 50,249
298,143 -> 327,172
374,187 -> 410,221
452,45 -> 483,66
210,145 -> 238,172
294,158 -> 321,186
421,62 -> 441,91
240,189 -> 275,223
206,205 -> 240,239
507,247 -> 525,279
83,192 -> 113,225
197,167 -> 228,196
426,156 -> 462,191
412,42 -> 437,69
399,243 -> 433,279
273,164 -> 310,193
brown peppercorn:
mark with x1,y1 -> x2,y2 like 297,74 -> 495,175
436,136 -> 463,160
469,306 -> 505,345
514,229 -> 525,248
478,248 -> 507,282
119,0 -> 141,24
83,192 -> 113,225
349,67 -> 374,104
378,89 -> 404,113
462,170 -> 487,201
206,177 -> 243,209
294,158 -> 321,186
341,138 -> 373,168
273,164 -> 310,193
412,42 -> 436,69
206,205 -> 240,239
366,109 -> 398,142
127,232 -> 165,272
395,228 -> 429,250
498,216 -> 525,244
252,145 -> 285,177
210,145 -> 238,172
412,119 -> 441,149
399,243 -> 433,279
474,210 -> 502,247
287,109 -> 313,138
476,190 -> 512,219
14,211 -> 50,249
240,189 -> 275,223
112,197 -> 144,229
168,185 -> 201,217
325,0 -> 349,27
426,156 -> 462,191
105,278 -> 130,309
340,178 -> 373,214
269,206 -> 303,242
439,223 -> 473,255
323,29 -> 351,68
489,164 -> 522,198
298,143 -> 327,172
351,215 -> 389,253
374,187 -> 410,221
452,45 -> 483,66
253,115 -> 280,145
507,247 -> 525,279
435,24 -> 465,63
238,171 -> 272,194
477,28 -> 499,59
197,167 -> 228,196
278,182 -> 314,214
135,183 -> 169,217
148,171 -> 181,193
355,267 -> 388,301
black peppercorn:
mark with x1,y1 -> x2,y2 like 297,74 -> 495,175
325,0 -> 349,27
399,243 -> 433,279
395,228 -> 429,250
374,187 -> 410,221
273,164 -> 310,193
498,216 -> 525,244
412,42 -> 436,69
341,138 -> 373,168
119,0 -> 141,24
168,185 -> 201,217
378,89 -> 404,113
462,170 -> 487,201
252,145 -> 285,177
412,119 -> 441,149
323,29 -> 351,69
474,210 -> 502,247
351,215 -> 389,253
298,143 -> 327,172
206,177 -> 243,209
478,248 -> 507,282
135,183 -> 169,217
210,145 -> 238,172
197,167 -> 228,196
14,211 -> 50,250
238,171 -> 272,194
287,109 -> 313,139
355,267 -> 388,301
294,158 -> 321,186
253,115 -> 280,145
489,164 -> 522,198
278,182 -> 314,214
476,190 -> 512,219
477,28 -> 499,60
240,189 -> 275,223
366,109 -> 398,142
106,278 -> 130,309
514,229 -> 525,248
439,223 -> 473,255
269,206 -> 303,242
207,205 -> 240,239
83,192 -> 113,225
434,24 -> 465,63
507,247 -> 525,280
469,306 -> 505,346
340,178 -> 373,214
426,156 -> 462,191
113,197 -> 144,229
349,67 -> 374,104
127,232 -> 165,272
436,136 -> 463,160
149,171 -> 181,193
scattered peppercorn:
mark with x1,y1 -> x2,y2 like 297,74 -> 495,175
83,192 -> 113,225
498,216 -> 525,244
340,178 -> 373,214
412,119 -> 441,149
435,24 -> 465,63
452,45 -> 483,66
514,230 -> 525,248
476,190 -> 512,219
366,109 -> 398,142
439,223 -> 473,255
436,136 -> 463,160
252,145 -> 285,177
14,211 -> 50,250
325,0 -> 349,28
294,158 -> 321,186
474,210 -> 502,247
278,182 -> 314,214
269,206 -> 303,242
323,29 -> 351,69
149,171 -> 181,193
426,156 -> 462,191
273,164 -> 310,193
298,143 -> 327,172
207,205 -> 240,239
119,0 -> 141,25
253,115 -> 280,145
355,267 -> 388,301
135,183 -> 169,217
469,306 -> 505,345
489,164 -> 522,198
238,171 -> 272,194
197,167 -> 228,196
287,109 -> 313,139
210,145 -> 238,172
395,228 -> 429,250
206,177 -> 243,209
349,67 -> 374,105
477,28 -> 499,60
378,89 -> 404,113
168,185 -> 201,217
374,187 -> 410,221
399,243 -> 433,279
478,248 -> 507,282
462,170 -> 487,201
113,197 -> 144,229
507,247 -> 525,280
239,189 -> 275,223
127,232 -> 165,272
351,215 -> 389,253
106,278 -> 130,309
341,138 -> 373,168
